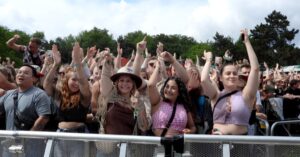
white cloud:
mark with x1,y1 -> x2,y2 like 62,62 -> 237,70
0,0 -> 299,47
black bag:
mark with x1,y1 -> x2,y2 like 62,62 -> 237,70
14,111 -> 34,130
13,91 -> 35,130
0,112 -> 5,130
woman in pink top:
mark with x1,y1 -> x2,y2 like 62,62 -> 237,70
201,29 -> 259,135
148,53 -> 196,137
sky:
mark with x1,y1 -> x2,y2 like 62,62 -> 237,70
0,0 -> 299,47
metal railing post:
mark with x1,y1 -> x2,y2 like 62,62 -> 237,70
222,143 -> 231,157
43,139 -> 54,157
119,143 -> 128,157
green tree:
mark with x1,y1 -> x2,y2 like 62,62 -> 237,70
250,10 -> 299,65
184,42 -> 212,62
76,27 -> 116,55
0,26 -> 31,67
212,32 -> 235,57
121,31 -> 149,58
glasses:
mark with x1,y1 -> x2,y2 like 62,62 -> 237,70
99,65 -> 103,70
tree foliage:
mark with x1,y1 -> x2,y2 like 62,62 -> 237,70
251,10 -> 299,65
212,32 -> 235,57
0,10 -> 299,68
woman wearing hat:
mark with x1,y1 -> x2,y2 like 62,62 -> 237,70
201,29 -> 259,135
97,37 -> 149,134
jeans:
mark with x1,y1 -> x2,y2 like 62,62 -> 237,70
53,126 -> 88,157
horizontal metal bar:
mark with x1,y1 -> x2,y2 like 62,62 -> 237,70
184,134 -> 300,145
0,131 -> 161,145
1,130 -> 300,146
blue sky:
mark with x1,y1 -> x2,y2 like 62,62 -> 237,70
0,0 -> 299,47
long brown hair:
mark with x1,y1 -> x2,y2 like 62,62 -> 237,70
60,67 -> 80,110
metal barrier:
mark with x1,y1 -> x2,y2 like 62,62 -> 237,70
256,117 -> 270,136
270,119 -> 300,136
0,130 -> 300,157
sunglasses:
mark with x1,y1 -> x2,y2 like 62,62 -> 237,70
99,65 -> 103,70
58,72 -> 65,75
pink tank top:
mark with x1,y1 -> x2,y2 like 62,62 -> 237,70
152,101 -> 188,131
213,91 -> 251,126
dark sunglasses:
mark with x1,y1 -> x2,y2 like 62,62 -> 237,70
58,72 -> 65,75
99,65 -> 103,70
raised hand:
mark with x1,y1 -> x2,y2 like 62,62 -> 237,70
14,34 -> 20,40
117,42 -> 123,56
86,46 -> 97,59
202,50 -> 213,61
136,36 -> 147,53
159,51 -> 175,63
52,44 -> 61,66
72,42 -> 83,64
156,42 -> 164,54
240,29 -> 249,43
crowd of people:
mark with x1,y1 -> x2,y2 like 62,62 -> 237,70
0,29 -> 299,157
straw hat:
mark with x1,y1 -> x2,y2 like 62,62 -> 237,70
110,66 -> 142,88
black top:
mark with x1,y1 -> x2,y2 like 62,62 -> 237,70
57,103 -> 88,122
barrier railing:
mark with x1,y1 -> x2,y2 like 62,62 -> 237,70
0,130 -> 300,157
270,119 -> 300,136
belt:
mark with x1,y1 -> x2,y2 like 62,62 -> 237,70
58,126 -> 86,133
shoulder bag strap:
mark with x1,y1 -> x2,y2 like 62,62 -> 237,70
12,90 -> 19,122
212,90 -> 238,113
161,103 -> 177,137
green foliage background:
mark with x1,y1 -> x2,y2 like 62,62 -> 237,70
0,10 -> 299,68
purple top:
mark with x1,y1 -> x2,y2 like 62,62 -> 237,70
152,101 -> 188,131
213,91 -> 251,126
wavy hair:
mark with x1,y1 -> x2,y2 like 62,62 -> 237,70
160,77 -> 192,111
60,67 -> 80,111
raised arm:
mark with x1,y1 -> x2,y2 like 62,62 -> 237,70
43,44 -> 60,97
72,42 -> 91,107
133,36 -> 146,75
115,43 -> 123,70
91,81 -> 101,114
241,29 -> 260,105
160,51 -> 189,84
148,61 -> 161,107
6,34 -> 25,52
200,51 -> 218,102
100,55 -> 114,97
125,50 -> 135,67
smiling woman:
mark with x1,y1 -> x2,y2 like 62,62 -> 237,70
43,43 -> 91,157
